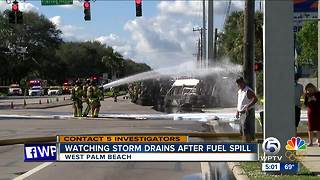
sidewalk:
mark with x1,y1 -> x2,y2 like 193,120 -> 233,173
298,145 -> 320,175
204,107 -> 319,177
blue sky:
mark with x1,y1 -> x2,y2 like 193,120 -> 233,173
36,1 -> 161,39
0,1 -> 247,68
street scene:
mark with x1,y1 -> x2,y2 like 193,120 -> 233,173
1,0 -> 320,180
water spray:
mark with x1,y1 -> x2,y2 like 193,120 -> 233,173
103,60 -> 242,89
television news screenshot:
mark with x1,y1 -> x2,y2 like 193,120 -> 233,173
0,0 -> 319,179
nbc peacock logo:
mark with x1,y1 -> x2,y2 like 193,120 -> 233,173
285,137 -> 306,151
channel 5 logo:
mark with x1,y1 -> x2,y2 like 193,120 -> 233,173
24,144 -> 56,161
262,137 -> 281,155
261,137 -> 282,161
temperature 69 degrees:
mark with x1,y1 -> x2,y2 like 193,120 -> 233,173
280,163 -> 299,173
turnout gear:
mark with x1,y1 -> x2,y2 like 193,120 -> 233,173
82,81 -> 90,117
112,87 -> 119,102
87,84 -> 102,118
71,83 -> 84,117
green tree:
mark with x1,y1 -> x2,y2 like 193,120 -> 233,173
0,11 -> 62,83
121,59 -> 151,76
218,11 -> 244,64
296,21 -> 318,65
56,41 -> 106,78
1,11 -> 151,86
101,47 -> 124,79
217,11 -> 263,65
57,41 -> 151,80
217,11 -> 264,97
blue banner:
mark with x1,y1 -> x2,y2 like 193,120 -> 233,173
24,144 -> 56,161
294,0 -> 318,12
59,143 -> 257,153
280,163 -> 299,173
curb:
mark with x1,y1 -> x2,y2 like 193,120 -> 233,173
203,121 -> 251,180
0,136 -> 56,146
227,162 -> 250,180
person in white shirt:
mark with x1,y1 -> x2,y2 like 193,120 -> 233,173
236,77 -> 258,142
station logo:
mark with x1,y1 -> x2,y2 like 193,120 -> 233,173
261,137 -> 282,161
285,137 -> 306,161
262,137 -> 281,155
285,137 -> 306,151
24,144 -> 56,161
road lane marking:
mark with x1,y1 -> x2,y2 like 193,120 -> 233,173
13,162 -> 53,180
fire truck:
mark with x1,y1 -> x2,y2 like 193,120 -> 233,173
62,79 -> 73,94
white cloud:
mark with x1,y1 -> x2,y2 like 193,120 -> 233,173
122,14 -> 198,68
92,1 -> 245,68
0,2 -> 39,12
157,1 -> 244,17
95,34 -> 133,57
158,1 -> 201,17
50,16 -> 62,26
49,16 -> 83,40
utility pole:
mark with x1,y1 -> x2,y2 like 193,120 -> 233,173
264,0 -> 295,164
318,2 -> 320,88
244,0 -> 255,89
213,28 -> 218,59
193,27 -> 204,68
197,38 -> 201,68
208,0 -> 214,67
202,0 -> 207,68
243,0 -> 255,140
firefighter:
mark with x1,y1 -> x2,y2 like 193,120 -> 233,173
82,79 -> 91,117
87,80 -> 102,118
128,83 -> 134,100
112,87 -> 119,102
71,79 -> 84,117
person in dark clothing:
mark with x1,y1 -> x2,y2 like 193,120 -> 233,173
304,83 -> 320,147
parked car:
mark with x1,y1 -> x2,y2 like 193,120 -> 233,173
8,84 -> 22,96
28,86 -> 44,96
48,86 -> 62,96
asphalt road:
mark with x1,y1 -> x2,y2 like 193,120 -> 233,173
0,97 -> 227,180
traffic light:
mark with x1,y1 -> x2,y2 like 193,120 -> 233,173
83,0 -> 91,21
12,1 -> 19,12
135,0 -> 142,17
254,62 -> 263,72
16,11 -> 23,24
8,11 -> 15,24
9,1 -> 23,24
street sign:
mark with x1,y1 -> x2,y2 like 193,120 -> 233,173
41,0 -> 73,6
